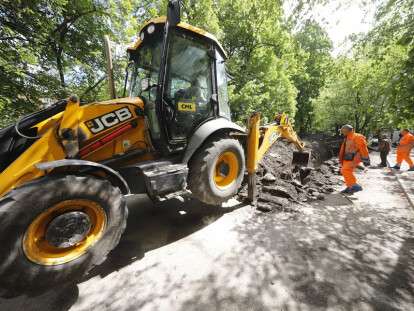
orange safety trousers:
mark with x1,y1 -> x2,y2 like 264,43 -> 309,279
341,160 -> 357,187
339,132 -> 369,188
396,149 -> 413,167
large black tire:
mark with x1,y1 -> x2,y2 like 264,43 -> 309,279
0,175 -> 127,297
188,136 -> 245,205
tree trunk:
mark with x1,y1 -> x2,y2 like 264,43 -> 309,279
55,47 -> 65,88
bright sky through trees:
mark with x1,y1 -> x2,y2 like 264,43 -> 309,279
310,1 -> 378,55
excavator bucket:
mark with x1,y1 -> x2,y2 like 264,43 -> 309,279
292,151 -> 311,167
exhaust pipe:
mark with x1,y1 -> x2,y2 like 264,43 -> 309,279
104,35 -> 116,99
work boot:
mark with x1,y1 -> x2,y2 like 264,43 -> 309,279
392,165 -> 400,170
341,187 -> 352,194
349,184 -> 363,194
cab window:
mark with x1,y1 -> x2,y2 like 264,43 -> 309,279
216,50 -> 231,120
129,36 -> 163,139
164,31 -> 213,140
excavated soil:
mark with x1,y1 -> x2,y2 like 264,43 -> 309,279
238,136 -> 342,212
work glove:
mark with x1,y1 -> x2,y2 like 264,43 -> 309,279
362,157 -> 371,167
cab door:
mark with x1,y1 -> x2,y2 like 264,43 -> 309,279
162,30 -> 216,145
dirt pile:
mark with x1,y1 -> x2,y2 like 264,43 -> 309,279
238,137 -> 342,212
303,134 -> 343,165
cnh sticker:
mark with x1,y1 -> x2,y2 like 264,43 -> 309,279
85,107 -> 133,134
177,102 -> 196,112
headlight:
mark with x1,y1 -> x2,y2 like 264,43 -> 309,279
140,31 -> 145,41
147,24 -> 155,34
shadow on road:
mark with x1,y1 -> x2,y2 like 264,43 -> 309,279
89,195 -> 241,279
0,195 -> 240,311
166,189 -> 414,310
2,165 -> 414,311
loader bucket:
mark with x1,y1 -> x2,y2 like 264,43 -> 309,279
292,151 -> 311,167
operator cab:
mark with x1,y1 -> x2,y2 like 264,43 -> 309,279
127,17 -> 231,154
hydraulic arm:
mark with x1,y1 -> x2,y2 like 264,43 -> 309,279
246,112 -> 310,203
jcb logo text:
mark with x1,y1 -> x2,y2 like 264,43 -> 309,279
86,107 -> 133,134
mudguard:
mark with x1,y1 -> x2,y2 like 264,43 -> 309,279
182,118 -> 245,163
36,159 -> 130,194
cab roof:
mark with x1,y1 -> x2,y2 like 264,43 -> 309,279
127,16 -> 227,59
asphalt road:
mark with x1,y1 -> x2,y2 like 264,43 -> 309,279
1,153 -> 414,311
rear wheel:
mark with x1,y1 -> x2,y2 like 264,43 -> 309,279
188,136 -> 245,205
0,175 -> 127,297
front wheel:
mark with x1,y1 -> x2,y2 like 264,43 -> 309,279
188,136 -> 245,205
0,175 -> 127,297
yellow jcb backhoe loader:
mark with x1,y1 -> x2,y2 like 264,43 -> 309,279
0,0 -> 309,296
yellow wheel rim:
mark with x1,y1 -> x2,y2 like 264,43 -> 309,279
214,151 -> 239,188
23,199 -> 106,266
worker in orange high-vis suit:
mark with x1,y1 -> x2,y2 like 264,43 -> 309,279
392,129 -> 414,171
339,125 -> 370,194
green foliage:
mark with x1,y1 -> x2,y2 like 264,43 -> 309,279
314,0 -> 414,134
1,0 -> 329,128
0,0 -> 140,127
292,20 -> 332,133
181,0 -> 222,36
5,0 -> 411,136
370,0 -> 414,127
216,0 -> 299,123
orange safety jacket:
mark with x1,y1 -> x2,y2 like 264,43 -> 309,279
397,132 -> 414,153
339,132 -> 369,164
